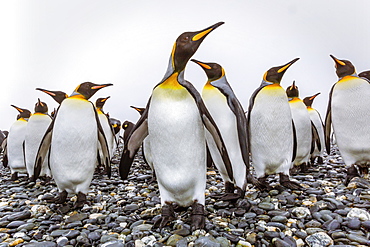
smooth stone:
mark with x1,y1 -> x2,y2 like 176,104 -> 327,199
305,220 -> 322,228
215,237 -> 230,247
176,237 -> 188,247
194,236 -> 221,247
361,220 -> 370,230
6,221 -> 26,229
88,231 -> 101,241
222,232 -> 239,243
272,238 -> 291,247
244,212 -> 257,219
23,242 -> 57,247
323,198 -> 345,209
56,236 -> 69,246
305,232 -> 333,246
124,204 -> 139,212
100,240 -> 124,247
323,219 -> 340,230
132,224 -> 152,232
347,208 -> 370,221
65,213 -> 88,223
50,230 -> 70,237
214,201 -> 230,209
331,231 -> 346,239
166,234 -> 183,246
347,233 -> 370,245
6,211 -> 31,221
292,207 -> 311,218
62,229 -> 80,239
294,230 -> 307,239
268,210 -> 290,218
347,218 -> 361,230
17,223 -> 35,231
100,234 -> 119,244
305,228 -> 325,235
271,216 -> 288,223
258,202 -> 275,211
263,231 -> 280,239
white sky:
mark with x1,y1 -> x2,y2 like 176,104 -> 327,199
1,0 -> 369,130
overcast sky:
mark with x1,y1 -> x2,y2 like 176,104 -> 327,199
1,0 -> 369,131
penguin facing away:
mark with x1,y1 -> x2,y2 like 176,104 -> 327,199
34,82 -> 112,208
25,99 -> 52,182
325,55 -> 370,185
7,105 -> 32,180
303,93 -> 324,164
358,70 -> 370,83
247,58 -> 302,191
286,81 -> 313,173
119,22 -> 233,230
191,59 -> 260,200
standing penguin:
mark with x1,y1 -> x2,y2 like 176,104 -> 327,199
95,97 -> 116,162
7,105 -> 31,180
25,99 -> 52,181
34,82 -> 112,208
325,55 -> 370,185
120,22 -> 233,230
122,120 -> 134,145
286,81 -> 313,173
303,93 -> 324,164
109,117 -> 122,156
191,59 -> 259,200
247,58 -> 302,190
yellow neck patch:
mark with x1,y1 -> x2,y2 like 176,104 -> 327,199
338,75 -> 356,83
69,94 -> 87,100
289,97 -> 301,103
33,112 -> 46,115
264,83 -> 282,89
307,106 -> 314,111
159,73 -> 183,90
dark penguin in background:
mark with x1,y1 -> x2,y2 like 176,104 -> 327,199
120,22 -> 233,230
192,59 -> 260,200
7,105 -> 31,180
325,55 -> 370,185
34,82 -> 112,208
303,93 -> 324,165
358,70 -> 370,83
25,99 -> 52,181
247,58 -> 302,191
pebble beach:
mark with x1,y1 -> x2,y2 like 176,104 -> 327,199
0,143 -> 370,247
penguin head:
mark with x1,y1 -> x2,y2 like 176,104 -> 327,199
34,98 -> 48,114
109,117 -> 122,134
263,58 -> 300,84
121,120 -> 132,129
303,93 -> 320,107
191,59 -> 224,83
170,22 -> 224,72
71,82 -> 113,100
36,88 -> 68,104
11,105 -> 31,120
95,96 -> 110,109
358,70 -> 370,81
286,81 -> 299,98
330,55 -> 356,78
130,105 -> 145,116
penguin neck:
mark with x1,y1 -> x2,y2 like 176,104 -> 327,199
206,76 -> 234,96
261,80 -> 281,88
159,69 -> 185,90
97,108 -> 105,114
338,73 -> 358,83
33,112 -> 48,115
288,97 -> 301,102
69,92 -> 88,101
18,117 -> 28,122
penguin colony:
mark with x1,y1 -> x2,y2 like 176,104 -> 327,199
1,22 -> 369,230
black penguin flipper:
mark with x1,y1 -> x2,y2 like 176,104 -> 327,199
34,120 -> 54,180
93,103 -> 111,178
291,120 -> 297,162
22,141 -> 26,167
310,121 -> 321,154
119,102 -> 150,180
1,138 -> 8,167
324,85 -> 335,154
181,80 -> 234,181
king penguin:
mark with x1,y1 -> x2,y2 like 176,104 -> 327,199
358,70 -> 370,82
325,55 -> 370,185
36,88 -> 68,105
122,120 -> 134,145
286,81 -> 313,173
109,117 -> 122,156
303,93 -> 324,165
119,22 -> 233,230
25,99 -> 52,182
247,58 -> 302,190
34,82 -> 112,208
95,97 -> 116,164
7,105 -> 31,180
191,59 -> 259,200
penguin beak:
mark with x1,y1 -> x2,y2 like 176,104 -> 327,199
191,59 -> 212,70
309,92 -> 321,100
91,83 -> 113,90
330,55 -> 346,66
191,22 -> 224,42
11,105 -> 23,113
36,88 -> 56,97
277,58 -> 300,74
289,81 -> 296,90
101,96 -> 111,102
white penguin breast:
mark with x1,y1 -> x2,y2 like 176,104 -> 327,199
149,87 -> 206,202
50,98 -> 98,184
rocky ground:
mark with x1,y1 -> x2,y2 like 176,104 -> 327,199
0,144 -> 370,247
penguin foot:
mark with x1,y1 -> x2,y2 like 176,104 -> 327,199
344,165 -> 360,186
10,172 -> 18,181
225,181 -> 235,193
153,203 -> 176,229
247,173 -> 264,190
54,190 -> 68,204
217,187 -> 245,201
317,156 -> 324,164
279,173 -> 303,190
74,192 -> 87,209
29,175 -> 35,182
256,176 -> 273,191
191,202 -> 205,231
